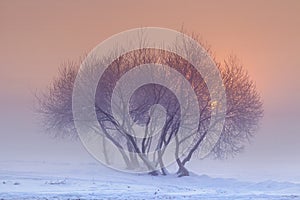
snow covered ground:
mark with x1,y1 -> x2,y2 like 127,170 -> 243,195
0,160 -> 299,199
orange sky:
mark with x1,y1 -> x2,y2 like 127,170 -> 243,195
1,0 -> 299,115
0,0 -> 299,181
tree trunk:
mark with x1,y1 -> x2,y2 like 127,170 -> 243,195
102,136 -> 110,165
174,133 -> 189,177
148,170 -> 160,176
176,158 -> 189,177
157,149 -> 168,175
127,142 -> 140,169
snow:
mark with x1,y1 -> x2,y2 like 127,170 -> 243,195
0,160 -> 299,199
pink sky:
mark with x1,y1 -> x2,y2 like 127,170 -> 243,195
0,0 -> 299,181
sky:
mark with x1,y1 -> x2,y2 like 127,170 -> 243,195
0,0 -> 299,182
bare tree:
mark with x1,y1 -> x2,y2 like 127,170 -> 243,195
36,32 -> 263,177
